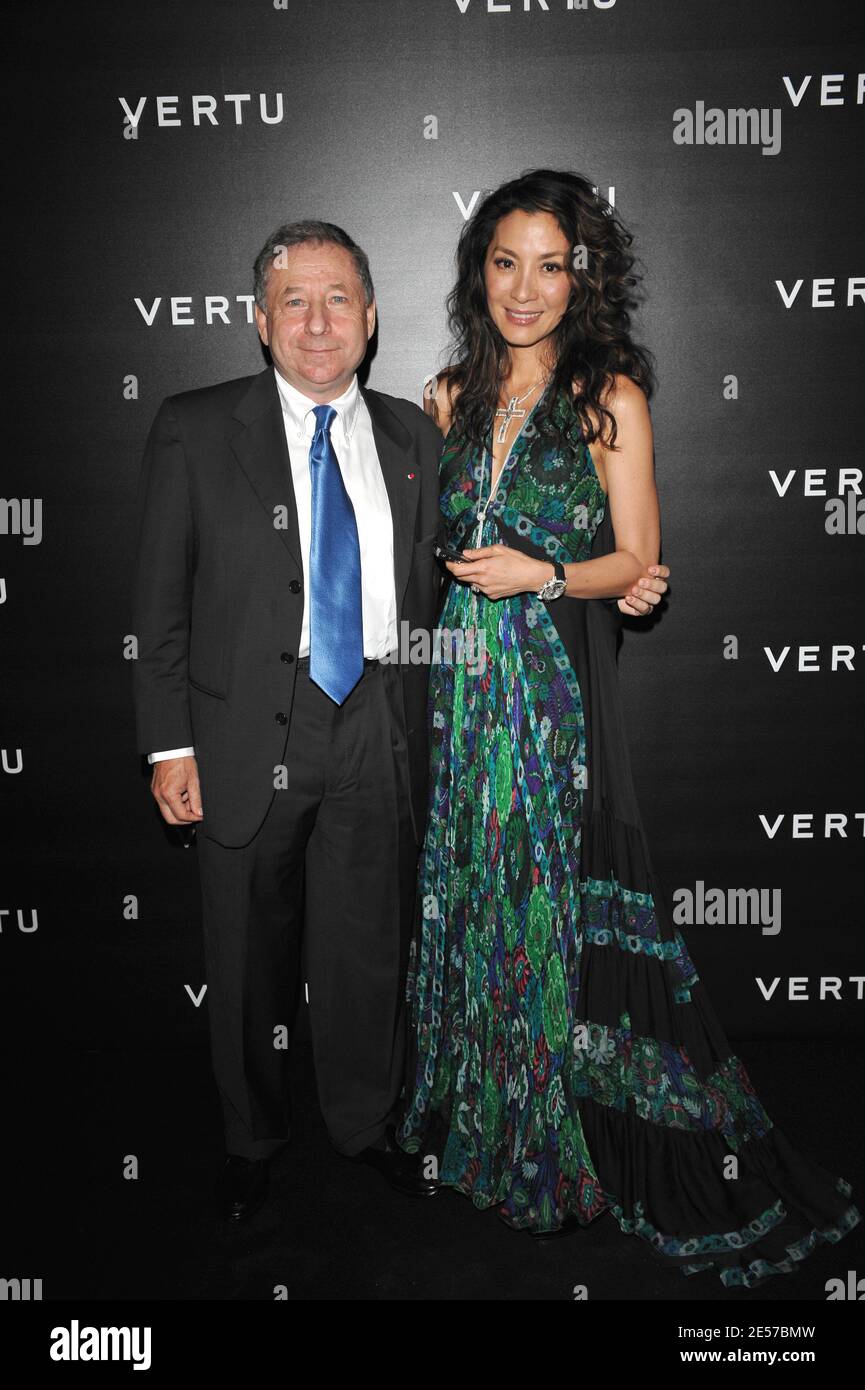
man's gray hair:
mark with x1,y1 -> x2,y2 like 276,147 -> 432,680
253,220 -> 375,310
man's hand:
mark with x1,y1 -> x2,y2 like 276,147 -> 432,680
150,755 -> 203,824
618,563 -> 670,617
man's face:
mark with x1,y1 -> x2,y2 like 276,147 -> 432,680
254,239 -> 375,401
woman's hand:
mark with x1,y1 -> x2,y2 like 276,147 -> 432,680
445,545 -> 558,600
618,563 -> 670,617
445,547 -> 672,610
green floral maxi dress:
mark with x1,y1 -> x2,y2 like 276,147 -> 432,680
397,387 -> 861,1288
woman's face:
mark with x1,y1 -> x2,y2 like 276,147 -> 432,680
483,209 -> 573,351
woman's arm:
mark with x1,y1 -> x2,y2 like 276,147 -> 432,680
559,373 -> 660,599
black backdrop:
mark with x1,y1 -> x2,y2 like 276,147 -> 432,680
3,0 -> 865,1206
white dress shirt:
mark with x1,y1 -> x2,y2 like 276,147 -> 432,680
148,369 -> 397,764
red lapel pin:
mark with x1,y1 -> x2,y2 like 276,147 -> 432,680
407,472 -> 415,480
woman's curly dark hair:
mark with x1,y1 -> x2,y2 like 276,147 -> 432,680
440,168 -> 656,453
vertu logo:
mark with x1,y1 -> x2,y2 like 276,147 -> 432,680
757,976 -> 865,1003
1,1277 -> 42,1300
134,295 -> 256,327
119,94 -> 284,130
763,644 -> 863,673
759,812 -> 865,840
453,1 -> 618,13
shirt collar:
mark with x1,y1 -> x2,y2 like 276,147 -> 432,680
273,368 -> 361,446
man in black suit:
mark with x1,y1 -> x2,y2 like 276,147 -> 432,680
132,221 -> 446,1218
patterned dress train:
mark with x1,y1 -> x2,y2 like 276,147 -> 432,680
397,386 -> 861,1289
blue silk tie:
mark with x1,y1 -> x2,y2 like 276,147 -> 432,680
308,403 -> 364,704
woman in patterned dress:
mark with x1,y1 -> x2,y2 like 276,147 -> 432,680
397,169 -> 860,1289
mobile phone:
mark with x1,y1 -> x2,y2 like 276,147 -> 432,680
434,542 -> 469,564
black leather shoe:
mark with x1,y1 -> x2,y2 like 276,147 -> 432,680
216,1154 -> 270,1222
352,1125 -> 439,1198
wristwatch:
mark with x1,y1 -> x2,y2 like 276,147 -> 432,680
537,559 -> 567,601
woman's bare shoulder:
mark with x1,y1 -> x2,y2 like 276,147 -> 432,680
601,371 -> 649,414
423,367 -> 461,436
572,371 -> 650,447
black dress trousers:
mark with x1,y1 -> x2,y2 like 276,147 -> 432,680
195,657 -> 420,1160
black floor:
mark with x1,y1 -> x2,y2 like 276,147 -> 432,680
23,1037 -> 863,1302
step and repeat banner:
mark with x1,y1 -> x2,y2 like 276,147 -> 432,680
2,0 -> 863,1091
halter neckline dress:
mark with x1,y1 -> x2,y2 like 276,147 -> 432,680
398,385 -> 860,1289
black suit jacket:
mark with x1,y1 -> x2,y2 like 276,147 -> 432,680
132,366 -> 447,848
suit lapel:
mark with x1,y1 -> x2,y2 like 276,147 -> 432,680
229,367 -> 303,573
361,386 -> 419,620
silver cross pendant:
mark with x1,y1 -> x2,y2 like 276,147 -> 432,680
495,396 -> 526,444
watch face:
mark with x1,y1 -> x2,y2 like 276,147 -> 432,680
540,578 -> 567,600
